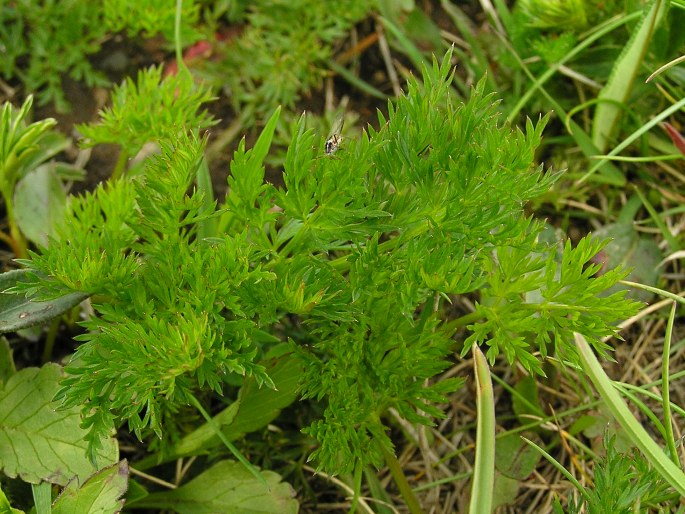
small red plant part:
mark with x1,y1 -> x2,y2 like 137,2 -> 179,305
164,29 -> 237,77
662,122 -> 685,156
164,40 -> 214,77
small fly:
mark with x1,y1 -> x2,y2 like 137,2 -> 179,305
324,113 -> 344,155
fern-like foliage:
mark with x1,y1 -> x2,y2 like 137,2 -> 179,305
14,50 -> 639,473
0,0 -> 205,112
0,0 -> 108,111
463,235 -> 639,375
17,133 -> 276,455
217,0 -> 375,117
555,434 -> 677,513
103,0 -> 203,42
77,67 -> 216,158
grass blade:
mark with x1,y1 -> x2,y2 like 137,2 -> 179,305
662,302 -> 679,466
578,95 -> 685,184
574,332 -> 685,497
469,344 -> 495,514
592,0 -> 668,151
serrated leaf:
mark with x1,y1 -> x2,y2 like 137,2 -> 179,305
132,461 -> 298,514
52,460 -> 129,514
0,364 -> 118,486
0,270 -> 89,333
13,164 -> 67,247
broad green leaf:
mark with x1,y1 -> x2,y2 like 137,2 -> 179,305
491,432 -> 542,508
169,353 -> 302,459
495,433 -> 541,480
576,408 -> 632,454
169,399 -> 240,458
512,375 -> 545,420
124,479 -> 149,504
0,364 -> 118,486
52,460 -> 128,514
131,461 -> 298,514
14,164 -> 67,247
224,353 -> 302,439
0,270 -> 89,334
492,473 -> 519,510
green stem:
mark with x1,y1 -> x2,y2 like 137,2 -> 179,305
328,219 -> 433,272
186,393 -> 266,487
0,229 -> 23,259
379,443 -> 423,514
2,187 -> 27,258
174,0 -> 186,73
110,149 -> 130,181
443,310 -> 482,332
41,318 -> 60,364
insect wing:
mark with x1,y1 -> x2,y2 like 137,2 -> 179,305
325,113 -> 345,155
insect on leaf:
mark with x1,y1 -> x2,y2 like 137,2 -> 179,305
324,112 -> 345,155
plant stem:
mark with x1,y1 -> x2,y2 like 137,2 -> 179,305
443,310 -> 482,332
0,229 -> 23,259
110,149 -> 129,181
41,318 -> 60,363
174,0 -> 186,73
2,188 -> 27,258
379,442 -> 423,514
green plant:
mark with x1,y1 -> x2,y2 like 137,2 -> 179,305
212,0 -> 375,118
0,96 -> 67,257
103,0 -> 203,42
552,433 -> 677,513
0,51 -> 642,512
0,0 -> 108,111
0,0 -> 206,112
77,66 -> 216,179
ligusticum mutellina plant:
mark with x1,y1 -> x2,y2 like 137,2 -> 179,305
9,51 -> 639,478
